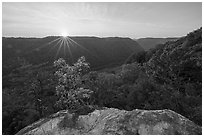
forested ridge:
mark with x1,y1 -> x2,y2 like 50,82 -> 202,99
2,28 -> 202,134
2,36 -> 143,76
136,37 -> 178,50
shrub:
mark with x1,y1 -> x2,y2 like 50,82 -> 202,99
54,57 -> 93,114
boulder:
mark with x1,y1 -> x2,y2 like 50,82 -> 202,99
16,108 -> 202,135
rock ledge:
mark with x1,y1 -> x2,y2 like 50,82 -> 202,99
16,108 -> 202,135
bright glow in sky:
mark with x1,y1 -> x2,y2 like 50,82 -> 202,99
2,2 -> 202,38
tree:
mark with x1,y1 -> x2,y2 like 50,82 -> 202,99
126,51 -> 147,64
54,57 -> 93,114
2,60 -> 57,134
144,28 -> 202,126
145,34 -> 202,92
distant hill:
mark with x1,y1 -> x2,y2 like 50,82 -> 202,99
136,37 -> 178,50
2,36 -> 144,75
2,28 -> 202,135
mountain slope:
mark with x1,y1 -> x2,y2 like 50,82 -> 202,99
2,36 -> 144,74
146,28 -> 202,85
2,28 -> 202,135
136,37 -> 178,50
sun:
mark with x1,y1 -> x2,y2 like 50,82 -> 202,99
61,32 -> 68,37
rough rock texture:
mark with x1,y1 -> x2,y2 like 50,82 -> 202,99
16,108 -> 202,135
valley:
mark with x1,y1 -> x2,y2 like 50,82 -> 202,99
2,28 -> 202,135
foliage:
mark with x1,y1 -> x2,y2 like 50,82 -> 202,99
82,28 -> 202,126
2,60 -> 57,134
144,28 -> 202,125
126,51 -> 147,64
125,44 -> 165,65
2,28 -> 202,135
54,57 -> 93,113
145,28 -> 202,92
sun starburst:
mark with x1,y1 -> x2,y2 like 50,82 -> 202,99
61,32 -> 68,38
31,33 -> 98,64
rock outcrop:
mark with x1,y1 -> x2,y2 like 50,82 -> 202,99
16,108 -> 202,135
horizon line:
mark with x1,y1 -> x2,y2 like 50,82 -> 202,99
2,35 -> 182,40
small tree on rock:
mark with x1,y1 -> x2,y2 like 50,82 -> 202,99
54,57 -> 93,114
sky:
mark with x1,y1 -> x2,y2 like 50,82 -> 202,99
2,2 -> 202,38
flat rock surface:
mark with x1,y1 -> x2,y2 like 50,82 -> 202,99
16,108 -> 202,135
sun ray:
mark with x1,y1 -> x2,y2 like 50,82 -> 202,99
62,37 -> 74,64
46,37 -> 61,45
46,38 -> 62,55
54,38 -> 64,59
39,37 -> 61,50
63,39 -> 66,58
28,34 -> 100,63
27,37 -> 61,54
67,37 -> 99,59
65,39 -> 74,64
66,37 -> 74,47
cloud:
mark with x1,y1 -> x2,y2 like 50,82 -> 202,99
2,2 -> 202,38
